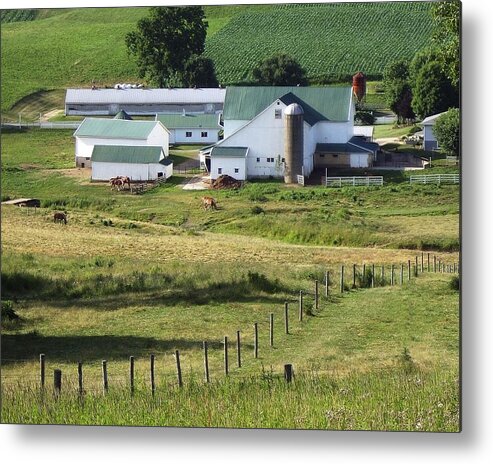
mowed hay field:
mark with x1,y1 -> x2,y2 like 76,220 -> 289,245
1,129 -> 460,430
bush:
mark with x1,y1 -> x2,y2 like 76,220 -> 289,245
1,300 -> 19,320
449,275 -> 460,291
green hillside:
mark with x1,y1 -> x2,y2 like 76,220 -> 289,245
1,2 -> 434,112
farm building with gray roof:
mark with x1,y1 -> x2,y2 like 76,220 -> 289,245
65,88 -> 226,116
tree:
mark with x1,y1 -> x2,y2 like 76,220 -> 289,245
125,6 -> 207,87
182,55 -> 219,88
433,108 -> 460,156
383,60 -> 415,124
252,54 -> 307,86
411,61 -> 458,119
431,0 -> 461,88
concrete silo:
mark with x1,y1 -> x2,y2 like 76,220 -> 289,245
283,103 -> 304,184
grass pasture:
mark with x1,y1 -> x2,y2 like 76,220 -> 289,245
1,128 -> 460,430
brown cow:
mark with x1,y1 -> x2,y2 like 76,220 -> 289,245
202,196 -> 217,211
53,212 -> 67,224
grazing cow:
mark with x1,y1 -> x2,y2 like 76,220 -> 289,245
53,212 -> 67,224
110,177 -> 124,191
120,176 -> 131,189
202,196 -> 217,210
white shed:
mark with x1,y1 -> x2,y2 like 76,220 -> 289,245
73,118 -> 169,168
210,146 -> 248,181
156,113 -> 222,145
91,145 -> 173,181
421,112 -> 446,151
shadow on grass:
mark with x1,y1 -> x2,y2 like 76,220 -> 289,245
1,333 -> 251,364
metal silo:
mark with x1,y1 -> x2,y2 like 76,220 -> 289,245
284,103 -> 304,184
352,71 -> 366,103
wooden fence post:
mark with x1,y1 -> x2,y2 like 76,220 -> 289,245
254,323 -> 259,358
391,265 -> 394,286
371,264 -> 375,288
352,264 -> 357,288
53,369 -> 62,398
284,364 -> 293,383
299,291 -> 303,322
362,264 -> 366,286
284,302 -> 289,335
224,336 -> 229,375
454,262 -> 457,273
270,313 -> 274,347
415,256 -> 419,275
325,270 -> 329,297
40,354 -> 45,391
175,350 -> 183,387
102,360 -> 108,394
78,362 -> 83,398
428,253 -> 430,272
150,354 -> 155,396
421,253 -> 424,273
315,281 -> 319,310
434,255 -> 437,272
400,264 -> 404,285
340,265 -> 344,293
236,331 -> 241,368
203,341 -> 210,382
129,356 -> 135,395
408,260 -> 411,281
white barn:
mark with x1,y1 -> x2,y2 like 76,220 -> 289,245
91,145 -> 173,182
204,86 -> 378,181
65,88 -> 226,116
421,112 -> 446,151
73,118 -> 169,168
156,113 -> 222,145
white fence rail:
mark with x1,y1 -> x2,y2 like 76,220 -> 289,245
1,121 -> 81,130
409,174 -> 459,185
323,176 -> 384,187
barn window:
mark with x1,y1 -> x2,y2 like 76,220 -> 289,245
234,168 -> 239,174
85,157 -> 90,160
201,131 -> 208,138
157,172 -> 164,178
275,109 -> 282,119
256,158 -> 260,163
218,167 -> 223,175
267,157 -> 274,163
186,131 -> 192,137
333,154 -> 339,158
281,158 -> 285,163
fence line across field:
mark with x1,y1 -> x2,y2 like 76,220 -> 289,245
409,174 -> 460,185
3,253 -> 459,393
323,176 -> 384,187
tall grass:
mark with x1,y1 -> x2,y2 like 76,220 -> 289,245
1,368 -> 459,431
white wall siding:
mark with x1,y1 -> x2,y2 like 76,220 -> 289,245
173,129 -> 220,144
314,121 -> 352,144
220,101 -> 287,178
147,124 -> 169,156
210,157 -> 247,180
76,137 -> 149,158
224,120 -> 249,138
350,153 -> 371,168
92,162 -> 171,181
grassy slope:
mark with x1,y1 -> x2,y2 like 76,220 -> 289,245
0,128 -> 459,430
1,2 -> 433,112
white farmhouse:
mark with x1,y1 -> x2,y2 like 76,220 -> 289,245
421,112 -> 446,151
156,113 -> 222,145
91,145 -> 173,181
203,86 -> 378,181
73,118 -> 169,168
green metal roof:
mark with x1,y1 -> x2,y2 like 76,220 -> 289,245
223,86 -> 352,123
210,146 -> 248,158
91,145 -> 164,164
113,110 -> 133,120
75,118 -> 158,139
156,113 -> 221,129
